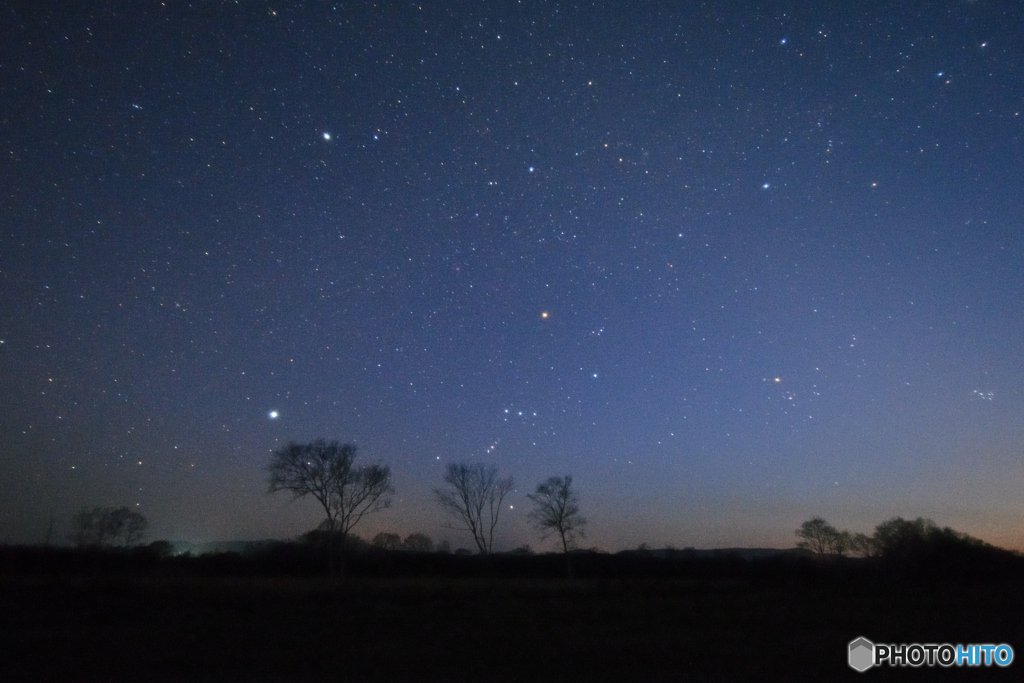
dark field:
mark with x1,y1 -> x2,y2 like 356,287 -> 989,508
2,570 -> 1021,681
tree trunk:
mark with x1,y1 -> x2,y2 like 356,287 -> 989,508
336,531 -> 347,579
561,531 -> 573,578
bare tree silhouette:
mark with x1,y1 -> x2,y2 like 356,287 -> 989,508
795,517 -> 847,557
434,462 -> 513,555
527,475 -> 587,554
268,439 -> 392,574
43,510 -> 57,546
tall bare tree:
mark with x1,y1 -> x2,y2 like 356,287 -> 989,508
44,510 -> 57,546
527,475 -> 587,554
268,439 -> 392,574
434,462 -> 513,555
71,508 -> 103,547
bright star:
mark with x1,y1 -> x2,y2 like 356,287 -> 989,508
269,410 -> 279,419
322,132 -> 331,141
762,183 -> 770,189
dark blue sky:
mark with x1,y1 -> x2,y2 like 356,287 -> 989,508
2,1 -> 1022,551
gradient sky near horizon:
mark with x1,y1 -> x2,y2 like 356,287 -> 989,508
3,1 -> 1022,552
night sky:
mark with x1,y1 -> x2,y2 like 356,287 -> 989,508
3,1 -> 1022,552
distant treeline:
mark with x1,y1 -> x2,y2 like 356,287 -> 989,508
53,441 -> 1020,587
2,527 -> 1020,584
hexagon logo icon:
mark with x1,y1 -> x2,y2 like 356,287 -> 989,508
848,637 -> 875,672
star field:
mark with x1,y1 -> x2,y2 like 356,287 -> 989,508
1,1 -> 1022,550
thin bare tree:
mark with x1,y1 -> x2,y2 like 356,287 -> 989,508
527,475 -> 587,554
71,508 -> 103,547
43,510 -> 57,546
433,462 -> 513,555
111,507 -> 149,546
268,439 -> 392,574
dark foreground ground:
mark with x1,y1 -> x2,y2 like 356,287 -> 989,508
2,572 -> 1021,682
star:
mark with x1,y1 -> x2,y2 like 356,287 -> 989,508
268,410 -> 279,419
322,132 -> 331,141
